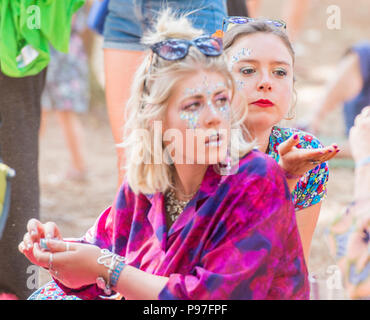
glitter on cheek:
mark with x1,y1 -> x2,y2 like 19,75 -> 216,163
180,110 -> 200,129
236,79 -> 246,91
219,102 -> 231,121
207,100 -> 218,115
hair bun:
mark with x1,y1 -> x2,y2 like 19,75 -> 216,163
141,8 -> 203,46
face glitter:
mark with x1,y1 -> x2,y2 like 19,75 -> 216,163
229,47 -> 252,70
180,109 -> 201,129
180,76 -> 231,128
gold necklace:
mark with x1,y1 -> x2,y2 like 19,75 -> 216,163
165,188 -> 196,222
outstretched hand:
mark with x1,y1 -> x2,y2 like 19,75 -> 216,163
278,133 -> 339,179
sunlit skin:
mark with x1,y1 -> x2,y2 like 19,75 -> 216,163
227,32 -> 339,263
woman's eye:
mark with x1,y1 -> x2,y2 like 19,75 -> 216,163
240,66 -> 255,75
183,101 -> 201,111
214,96 -> 228,107
273,69 -> 287,77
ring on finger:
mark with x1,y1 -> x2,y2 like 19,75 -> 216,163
65,242 -> 70,252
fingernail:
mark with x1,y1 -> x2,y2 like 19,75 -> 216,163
336,149 -> 340,153
328,150 -> 332,153
293,134 -> 298,140
333,145 -> 338,149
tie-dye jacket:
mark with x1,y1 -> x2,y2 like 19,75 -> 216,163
56,150 -> 310,300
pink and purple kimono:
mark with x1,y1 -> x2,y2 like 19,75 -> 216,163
29,150 -> 310,300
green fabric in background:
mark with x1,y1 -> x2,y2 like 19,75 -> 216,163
0,0 -> 85,77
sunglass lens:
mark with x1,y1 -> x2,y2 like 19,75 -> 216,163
156,40 -> 188,60
229,17 -> 249,24
195,37 -> 222,56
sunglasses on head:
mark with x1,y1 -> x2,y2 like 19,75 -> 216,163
222,16 -> 287,32
150,35 -> 223,61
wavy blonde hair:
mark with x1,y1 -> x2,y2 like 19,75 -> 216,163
121,9 -> 254,195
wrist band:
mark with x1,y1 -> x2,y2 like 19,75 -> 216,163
96,249 -> 126,296
110,261 -> 126,288
356,156 -> 370,168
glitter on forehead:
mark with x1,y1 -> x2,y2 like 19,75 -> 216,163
229,47 -> 252,71
183,76 -> 227,98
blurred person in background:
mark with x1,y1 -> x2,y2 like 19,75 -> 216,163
327,106 -> 370,300
307,41 -> 370,158
246,0 -> 311,42
0,0 -> 85,300
40,8 -> 90,182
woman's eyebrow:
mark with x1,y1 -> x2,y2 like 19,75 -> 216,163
236,58 -> 291,66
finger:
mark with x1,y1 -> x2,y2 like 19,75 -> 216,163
32,243 -> 52,268
278,134 -> 300,156
18,241 -> 26,254
27,218 -> 45,242
43,221 -> 62,240
45,239 -> 75,253
23,232 -> 34,251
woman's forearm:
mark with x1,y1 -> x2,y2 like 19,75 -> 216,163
97,260 -> 169,300
114,265 -> 169,300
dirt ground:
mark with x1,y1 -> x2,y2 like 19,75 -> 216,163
37,0 -> 370,299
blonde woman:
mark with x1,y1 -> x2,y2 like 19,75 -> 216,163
20,11 -> 309,300
223,18 -> 339,263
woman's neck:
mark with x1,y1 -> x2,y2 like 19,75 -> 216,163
172,164 -> 207,200
248,125 -> 273,154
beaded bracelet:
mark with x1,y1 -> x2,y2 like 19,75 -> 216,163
110,261 -> 126,288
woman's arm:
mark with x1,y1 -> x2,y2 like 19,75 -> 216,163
295,202 -> 322,264
309,52 -> 363,134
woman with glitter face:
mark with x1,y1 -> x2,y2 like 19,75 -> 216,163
223,18 -> 339,263
19,10 -> 309,300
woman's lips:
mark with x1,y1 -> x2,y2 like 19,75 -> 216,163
251,99 -> 275,107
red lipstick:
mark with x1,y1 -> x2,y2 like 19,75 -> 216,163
251,99 -> 274,108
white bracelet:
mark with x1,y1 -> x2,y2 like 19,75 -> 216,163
96,249 -> 125,296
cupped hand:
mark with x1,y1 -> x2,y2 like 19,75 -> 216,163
278,133 -> 339,179
29,239 -> 103,289
18,218 -> 63,266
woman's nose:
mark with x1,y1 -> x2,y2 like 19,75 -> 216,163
257,72 -> 273,92
204,101 -> 222,126
258,81 -> 272,92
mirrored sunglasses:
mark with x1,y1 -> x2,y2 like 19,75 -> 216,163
150,35 -> 223,61
222,16 -> 287,32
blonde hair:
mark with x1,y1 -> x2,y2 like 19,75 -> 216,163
121,9 -> 253,195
